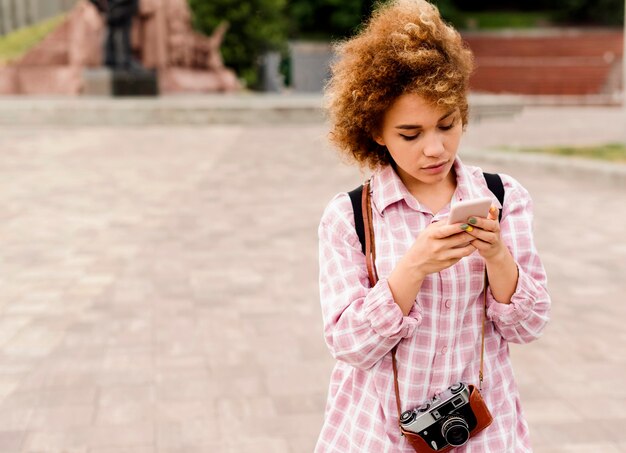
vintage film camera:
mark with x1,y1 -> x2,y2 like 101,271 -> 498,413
400,382 -> 488,451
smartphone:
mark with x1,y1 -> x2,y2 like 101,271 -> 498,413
447,197 -> 492,224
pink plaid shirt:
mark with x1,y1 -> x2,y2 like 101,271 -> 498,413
316,158 -> 550,452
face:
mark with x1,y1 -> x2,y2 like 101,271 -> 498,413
374,92 -> 463,192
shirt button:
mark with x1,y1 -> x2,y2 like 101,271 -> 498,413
445,300 -> 452,309
441,347 -> 448,354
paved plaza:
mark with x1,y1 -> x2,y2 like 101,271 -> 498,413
0,103 -> 625,452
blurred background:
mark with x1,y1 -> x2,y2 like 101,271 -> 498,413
0,0 -> 625,95
0,1 -> 625,452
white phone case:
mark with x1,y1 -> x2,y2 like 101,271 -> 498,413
447,197 -> 492,224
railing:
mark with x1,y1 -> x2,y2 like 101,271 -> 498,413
0,0 -> 77,36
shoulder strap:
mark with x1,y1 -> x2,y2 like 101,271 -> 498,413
477,172 -> 505,390
349,173 -> 505,257
348,184 -> 366,255
483,172 -> 504,222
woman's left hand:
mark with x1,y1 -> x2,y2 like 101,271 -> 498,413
462,206 -> 519,304
460,206 -> 508,262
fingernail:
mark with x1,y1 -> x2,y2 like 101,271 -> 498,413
468,217 -> 477,225
466,225 -> 474,232
460,224 -> 473,232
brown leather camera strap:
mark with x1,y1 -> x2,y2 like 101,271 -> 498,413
479,273 -> 487,390
362,180 -> 379,287
360,181 -> 487,423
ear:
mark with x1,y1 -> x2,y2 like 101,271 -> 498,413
373,133 -> 385,146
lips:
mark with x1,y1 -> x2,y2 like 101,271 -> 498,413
422,160 -> 448,170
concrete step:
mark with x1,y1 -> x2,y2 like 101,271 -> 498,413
0,93 -> 531,126
0,94 -> 326,126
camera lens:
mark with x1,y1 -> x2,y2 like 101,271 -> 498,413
441,416 -> 470,447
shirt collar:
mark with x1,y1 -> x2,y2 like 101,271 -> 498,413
451,156 -> 472,203
452,156 -> 504,210
370,156 -> 501,216
370,164 -> 420,216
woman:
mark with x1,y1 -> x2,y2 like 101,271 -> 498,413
316,0 -> 551,451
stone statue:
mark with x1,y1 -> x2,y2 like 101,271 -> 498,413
133,0 -> 239,92
0,0 -> 240,94
89,0 -> 144,71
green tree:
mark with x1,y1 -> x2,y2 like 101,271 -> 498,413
553,0 -> 624,25
188,0 -> 288,88
452,0 -> 624,25
287,0 -> 467,39
432,0 -> 463,26
288,0 -> 373,39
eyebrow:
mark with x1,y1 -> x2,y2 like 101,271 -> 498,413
395,109 -> 456,130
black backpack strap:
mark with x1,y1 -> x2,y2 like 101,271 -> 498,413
349,174 -> 504,256
348,185 -> 366,255
482,172 -> 504,222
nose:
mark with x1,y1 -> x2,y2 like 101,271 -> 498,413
422,130 -> 445,157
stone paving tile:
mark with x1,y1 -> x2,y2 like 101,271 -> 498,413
0,112 -> 624,452
0,431 -> 27,452
90,447 -> 154,453
462,106 -> 625,148
537,445 -> 623,453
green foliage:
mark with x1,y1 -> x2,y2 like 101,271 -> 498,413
452,0 -> 624,26
286,0 -> 623,38
188,0 -> 288,88
457,11 -> 553,29
0,15 -> 65,64
288,0 -> 373,39
432,0 -> 463,25
551,0 -> 624,25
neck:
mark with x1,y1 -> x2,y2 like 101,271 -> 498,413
393,163 -> 457,214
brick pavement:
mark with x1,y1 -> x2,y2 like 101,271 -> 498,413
0,110 -> 625,452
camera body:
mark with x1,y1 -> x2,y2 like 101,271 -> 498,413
400,382 -> 479,451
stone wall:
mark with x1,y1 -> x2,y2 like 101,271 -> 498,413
464,29 -> 624,95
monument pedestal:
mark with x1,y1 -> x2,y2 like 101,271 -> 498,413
112,69 -> 159,97
83,68 -> 112,96
82,68 -> 159,96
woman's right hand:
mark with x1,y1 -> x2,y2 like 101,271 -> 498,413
388,221 -> 476,315
403,221 -> 476,280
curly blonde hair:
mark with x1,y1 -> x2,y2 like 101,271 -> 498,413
325,0 -> 474,170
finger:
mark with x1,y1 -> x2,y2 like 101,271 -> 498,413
445,243 -> 476,260
469,238 -> 491,251
461,226 -> 497,244
466,216 -> 499,233
434,223 -> 475,239
441,231 -> 475,248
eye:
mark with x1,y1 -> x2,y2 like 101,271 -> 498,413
400,133 -> 420,141
439,121 -> 456,131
